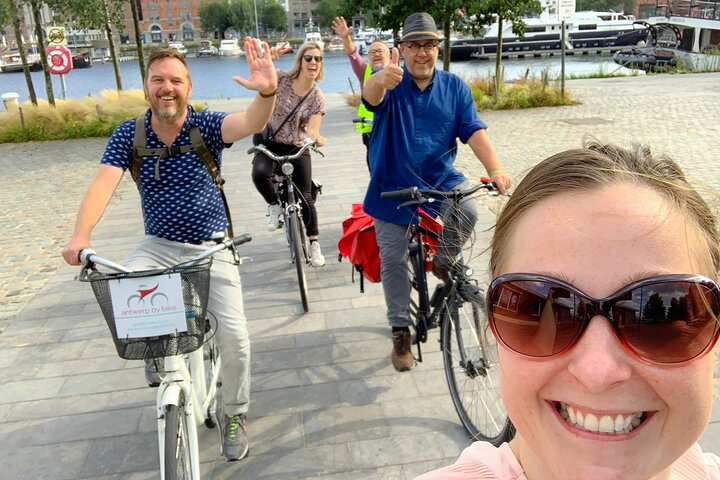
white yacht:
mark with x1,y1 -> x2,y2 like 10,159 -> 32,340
304,19 -> 324,50
218,39 -> 243,57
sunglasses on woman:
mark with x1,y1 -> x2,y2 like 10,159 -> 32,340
487,273 -> 720,365
303,54 -> 323,63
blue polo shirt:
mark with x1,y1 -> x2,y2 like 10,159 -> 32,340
101,106 -> 230,243
362,66 -> 487,225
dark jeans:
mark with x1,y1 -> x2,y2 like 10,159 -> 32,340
251,140 -> 319,237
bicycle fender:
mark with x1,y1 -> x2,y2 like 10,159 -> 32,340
160,382 -> 183,408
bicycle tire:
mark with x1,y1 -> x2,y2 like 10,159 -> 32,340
407,242 -> 431,342
441,288 -> 513,445
164,391 -> 192,480
288,209 -> 310,312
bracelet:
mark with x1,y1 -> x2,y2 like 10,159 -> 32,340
488,168 -> 503,176
259,88 -> 277,98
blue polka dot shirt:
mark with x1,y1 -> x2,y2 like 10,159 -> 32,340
101,106 -> 230,243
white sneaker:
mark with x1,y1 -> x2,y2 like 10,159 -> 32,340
309,241 -> 325,267
267,203 -> 282,231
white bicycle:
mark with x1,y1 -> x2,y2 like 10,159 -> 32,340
79,234 -> 251,480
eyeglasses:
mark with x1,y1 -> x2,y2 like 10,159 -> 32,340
303,54 -> 323,63
487,273 -> 720,365
368,48 -> 386,55
406,42 -> 438,53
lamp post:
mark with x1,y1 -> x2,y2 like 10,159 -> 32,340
253,0 -> 260,38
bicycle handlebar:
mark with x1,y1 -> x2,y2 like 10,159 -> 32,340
352,117 -> 372,125
381,179 -> 499,208
246,138 -> 322,159
80,234 -> 253,274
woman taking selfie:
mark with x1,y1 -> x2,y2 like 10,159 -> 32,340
417,141 -> 720,479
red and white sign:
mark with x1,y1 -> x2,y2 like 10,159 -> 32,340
46,45 -> 73,75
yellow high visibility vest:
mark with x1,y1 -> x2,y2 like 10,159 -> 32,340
356,65 -> 373,134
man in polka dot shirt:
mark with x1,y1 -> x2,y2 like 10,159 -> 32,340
62,37 -> 277,462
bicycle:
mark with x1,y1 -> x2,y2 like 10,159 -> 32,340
79,234 -> 252,480
247,138 -> 323,313
380,181 -> 514,445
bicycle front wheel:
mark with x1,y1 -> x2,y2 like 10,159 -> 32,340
164,391 -> 192,480
288,209 -> 310,312
441,286 -> 513,445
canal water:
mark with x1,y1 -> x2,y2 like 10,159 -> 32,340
0,50 -> 633,103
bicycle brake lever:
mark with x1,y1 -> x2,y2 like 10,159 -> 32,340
397,198 -> 430,209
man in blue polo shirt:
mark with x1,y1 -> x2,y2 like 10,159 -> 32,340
362,12 -> 512,372
62,38 -> 277,462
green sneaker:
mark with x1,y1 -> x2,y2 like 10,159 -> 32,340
222,414 -> 249,461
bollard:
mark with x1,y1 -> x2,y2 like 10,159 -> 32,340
1,92 -> 20,110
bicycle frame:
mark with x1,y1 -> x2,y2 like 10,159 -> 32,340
157,347 -> 221,480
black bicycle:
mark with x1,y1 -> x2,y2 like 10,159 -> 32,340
248,138 -> 322,313
380,181 -> 514,445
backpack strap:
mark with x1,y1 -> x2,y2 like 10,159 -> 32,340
130,116 -> 234,237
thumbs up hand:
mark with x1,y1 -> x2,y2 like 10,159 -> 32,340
380,47 -> 403,90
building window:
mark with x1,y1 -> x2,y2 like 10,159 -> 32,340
182,23 -> 194,41
151,24 -> 162,43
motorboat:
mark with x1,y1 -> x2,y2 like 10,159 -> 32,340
305,19 -> 324,50
72,51 -> 92,68
0,52 -> 42,73
168,42 -> 188,56
218,38 -> 243,57
197,39 -> 218,57
442,5 -> 648,61
327,36 -> 344,51
613,0 -> 720,72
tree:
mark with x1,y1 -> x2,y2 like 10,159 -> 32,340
29,0 -> 55,105
464,0 -> 543,93
0,0 -> 38,105
128,0 -> 145,82
54,0 -> 127,91
199,0 -> 233,38
643,293 -> 667,323
316,0 -> 340,29
258,0 -> 287,35
228,0 -> 253,36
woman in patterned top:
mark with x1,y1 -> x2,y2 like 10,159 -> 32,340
251,42 -> 327,267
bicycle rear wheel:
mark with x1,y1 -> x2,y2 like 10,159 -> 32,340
288,208 -> 310,312
164,391 -> 192,480
441,285 -> 513,445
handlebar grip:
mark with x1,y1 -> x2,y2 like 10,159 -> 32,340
231,234 -> 252,246
79,248 -> 96,266
247,146 -> 257,155
381,187 -> 417,200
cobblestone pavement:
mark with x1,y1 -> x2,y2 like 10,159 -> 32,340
0,73 -> 717,478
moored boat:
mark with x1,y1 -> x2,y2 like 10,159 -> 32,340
613,0 -> 720,72
305,19 -> 324,50
442,5 -> 648,61
72,51 -> 92,68
197,39 -> 218,57
218,38 -> 243,57
0,52 -> 42,73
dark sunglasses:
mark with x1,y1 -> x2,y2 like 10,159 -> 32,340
303,54 -> 323,63
487,273 -> 720,365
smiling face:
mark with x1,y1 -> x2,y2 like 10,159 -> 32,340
367,41 -> 390,69
144,56 -> 192,124
300,47 -> 323,82
400,39 -> 439,86
499,183 -> 716,480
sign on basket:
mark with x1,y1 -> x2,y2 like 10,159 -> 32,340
108,273 -> 188,338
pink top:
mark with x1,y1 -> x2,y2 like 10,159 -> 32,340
414,442 -> 720,480
347,47 -> 367,86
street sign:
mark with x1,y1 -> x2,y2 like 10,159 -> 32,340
557,0 -> 576,21
46,45 -> 73,75
47,26 -> 67,46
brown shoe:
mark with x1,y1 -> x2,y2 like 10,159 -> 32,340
391,330 -> 416,372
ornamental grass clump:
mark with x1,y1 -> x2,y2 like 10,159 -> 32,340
465,70 -> 577,111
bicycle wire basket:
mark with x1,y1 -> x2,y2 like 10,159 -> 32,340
80,260 -> 213,360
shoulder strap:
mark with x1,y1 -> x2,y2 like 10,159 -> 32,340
130,116 -> 234,237
269,85 -> 315,142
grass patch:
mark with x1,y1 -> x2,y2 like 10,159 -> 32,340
341,70 -> 578,111
466,71 -> 578,110
0,90 -> 206,143
569,64 -> 642,79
